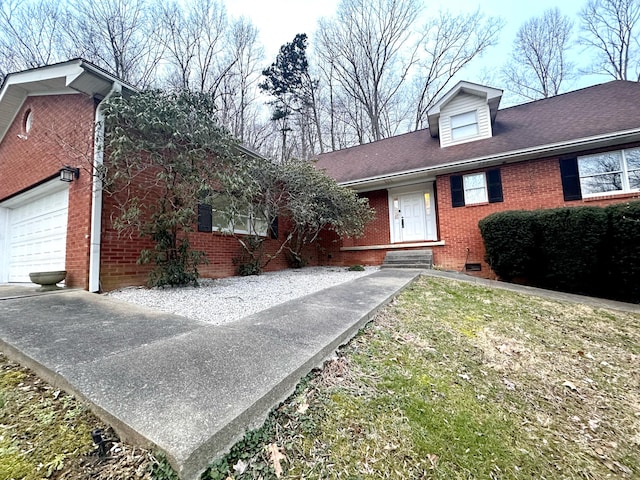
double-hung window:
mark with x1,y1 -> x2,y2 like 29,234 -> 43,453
450,111 -> 479,141
462,172 -> 488,204
450,169 -> 503,207
578,148 -> 640,197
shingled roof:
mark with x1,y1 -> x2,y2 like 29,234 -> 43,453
316,80 -> 640,186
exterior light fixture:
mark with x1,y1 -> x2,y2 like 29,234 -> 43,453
60,166 -> 80,182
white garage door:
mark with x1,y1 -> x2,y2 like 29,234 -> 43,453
7,187 -> 69,282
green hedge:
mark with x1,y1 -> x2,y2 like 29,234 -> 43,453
479,210 -> 537,281
479,201 -> 640,303
605,202 -> 640,301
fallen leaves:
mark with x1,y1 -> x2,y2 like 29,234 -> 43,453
502,378 -> 516,390
297,396 -> 309,414
267,443 -> 286,478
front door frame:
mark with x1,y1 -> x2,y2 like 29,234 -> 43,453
388,183 -> 437,243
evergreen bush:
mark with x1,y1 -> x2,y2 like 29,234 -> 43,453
604,202 -> 640,301
479,201 -> 640,303
478,210 -> 537,281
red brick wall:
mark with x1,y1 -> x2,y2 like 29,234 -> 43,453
319,189 -> 430,267
99,200 -> 321,291
436,155 -> 640,277
341,190 -> 390,248
323,151 -> 640,276
0,94 -> 96,289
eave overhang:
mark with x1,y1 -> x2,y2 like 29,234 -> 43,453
336,128 -> 640,192
0,59 -> 137,143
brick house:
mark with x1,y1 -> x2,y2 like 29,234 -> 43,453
315,80 -> 640,276
0,59 -> 293,292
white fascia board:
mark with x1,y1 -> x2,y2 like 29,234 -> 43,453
0,60 -> 83,93
428,81 -> 503,116
78,61 -> 138,93
339,128 -> 640,191
0,61 -> 85,142
0,59 -> 135,144
64,69 -> 84,88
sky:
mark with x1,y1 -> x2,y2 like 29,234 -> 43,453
223,0 -> 606,96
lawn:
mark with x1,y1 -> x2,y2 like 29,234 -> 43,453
2,276 -> 639,479
0,354 -> 163,479
205,276 -> 640,479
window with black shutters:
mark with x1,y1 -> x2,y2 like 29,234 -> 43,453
450,169 -> 503,207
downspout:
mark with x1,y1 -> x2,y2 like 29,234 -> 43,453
89,81 -> 121,292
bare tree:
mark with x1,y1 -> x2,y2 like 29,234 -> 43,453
579,0 -> 640,80
66,0 -> 163,87
0,0 -> 69,77
156,2 -> 199,90
218,17 -> 264,143
157,0 -> 231,93
316,0 -> 422,143
413,9 -> 503,129
502,8 -> 573,101
190,0 -> 230,94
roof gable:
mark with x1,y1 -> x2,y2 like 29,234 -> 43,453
427,81 -> 503,137
0,59 -> 137,143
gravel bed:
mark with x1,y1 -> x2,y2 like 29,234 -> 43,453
105,266 -> 379,325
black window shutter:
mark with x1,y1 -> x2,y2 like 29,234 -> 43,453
197,204 -> 212,232
269,216 -> 279,239
559,157 -> 582,201
487,169 -> 504,203
450,175 -> 465,207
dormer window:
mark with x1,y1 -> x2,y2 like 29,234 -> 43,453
451,111 -> 478,141
427,81 -> 503,148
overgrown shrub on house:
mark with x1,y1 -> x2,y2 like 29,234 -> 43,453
103,90 -> 375,284
479,201 -> 640,302
103,90 -> 238,287
214,157 -> 375,275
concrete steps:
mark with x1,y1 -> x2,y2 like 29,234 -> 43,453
380,249 -> 433,269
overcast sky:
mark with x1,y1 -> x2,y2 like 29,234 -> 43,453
223,0 -> 606,94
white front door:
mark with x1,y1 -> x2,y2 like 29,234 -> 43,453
389,184 -> 437,243
398,193 -> 426,242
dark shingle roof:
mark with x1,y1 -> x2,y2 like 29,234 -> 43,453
316,80 -> 640,183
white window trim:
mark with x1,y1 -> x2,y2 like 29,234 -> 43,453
463,172 -> 488,205
450,110 -> 479,141
578,147 -> 640,198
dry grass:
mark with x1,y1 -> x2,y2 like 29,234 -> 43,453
205,276 -> 640,479
0,353 -> 161,479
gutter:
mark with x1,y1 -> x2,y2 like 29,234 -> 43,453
338,128 -> 640,190
89,81 -> 121,292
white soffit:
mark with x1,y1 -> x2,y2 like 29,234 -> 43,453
0,59 -> 135,143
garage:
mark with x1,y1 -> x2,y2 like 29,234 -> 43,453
1,181 -> 69,283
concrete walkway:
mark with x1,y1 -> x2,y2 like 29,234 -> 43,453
0,269 -> 421,480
